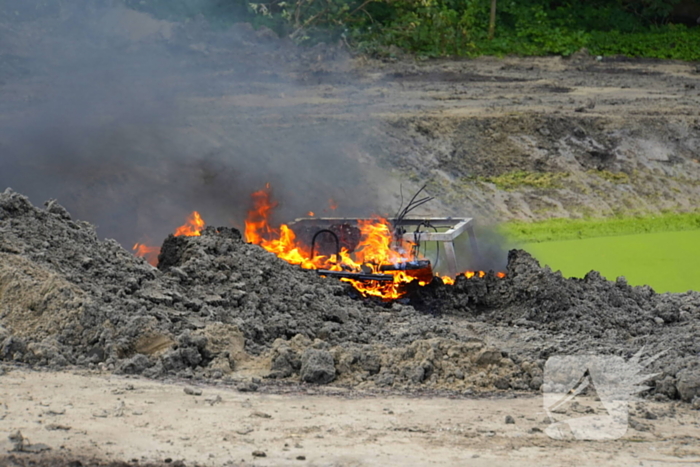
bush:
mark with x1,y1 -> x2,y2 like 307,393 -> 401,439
119,0 -> 700,60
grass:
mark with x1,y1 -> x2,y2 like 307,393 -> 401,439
501,211 -> 700,244
589,170 -> 630,184
481,171 -> 569,191
500,212 -> 700,293
523,230 -> 700,293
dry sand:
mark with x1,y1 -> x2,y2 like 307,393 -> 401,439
1,368 -> 699,466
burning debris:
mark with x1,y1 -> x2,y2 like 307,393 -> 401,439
1,188 -> 700,400
134,183 -> 506,301
133,211 -> 206,266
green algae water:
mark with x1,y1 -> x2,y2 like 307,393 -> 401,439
523,229 -> 700,293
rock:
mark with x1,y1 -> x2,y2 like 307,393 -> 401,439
375,372 -> 395,387
269,348 -> 299,379
296,455 -> 306,460
676,367 -> 700,402
300,348 -> 336,384
22,442 -> 52,453
628,418 -> 651,432
655,303 -> 680,323
494,377 -> 510,390
691,396 -> 700,410
325,307 -> 349,324
410,366 -> 425,384
8,430 -> 51,453
237,381 -> 259,392
184,386 -> 203,396
361,353 -> 382,375
45,424 -> 71,431
116,354 -> 152,375
1,336 -> 26,360
505,415 -> 515,424
475,349 -> 502,366
252,450 -> 267,458
9,430 -> 25,451
656,375 -> 678,399
44,199 -> 72,220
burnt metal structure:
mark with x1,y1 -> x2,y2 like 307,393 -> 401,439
288,217 -> 479,278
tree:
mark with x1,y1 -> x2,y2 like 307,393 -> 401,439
488,0 -> 497,39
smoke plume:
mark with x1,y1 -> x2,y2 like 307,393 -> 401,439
0,1 -> 378,248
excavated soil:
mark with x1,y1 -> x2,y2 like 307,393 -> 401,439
1,189 -> 699,403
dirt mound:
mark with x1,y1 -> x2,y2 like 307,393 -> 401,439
0,189 -> 476,384
412,250 -> 700,399
1,189 -> 699,400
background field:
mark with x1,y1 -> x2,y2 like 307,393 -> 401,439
504,214 -> 700,293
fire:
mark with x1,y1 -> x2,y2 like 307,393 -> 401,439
438,274 -> 455,285
133,211 -> 207,265
244,184 -> 504,300
132,243 -> 160,267
174,211 -> 205,237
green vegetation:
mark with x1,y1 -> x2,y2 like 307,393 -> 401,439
503,211 -> 700,292
501,211 -> 700,244
481,170 -> 568,190
523,230 -> 700,293
589,170 -> 630,184
124,0 -> 700,60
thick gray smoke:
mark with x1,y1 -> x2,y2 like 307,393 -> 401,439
0,1 -> 377,248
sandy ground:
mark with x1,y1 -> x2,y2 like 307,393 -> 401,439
1,368 -> 699,466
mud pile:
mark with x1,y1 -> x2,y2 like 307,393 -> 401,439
1,189 -> 699,401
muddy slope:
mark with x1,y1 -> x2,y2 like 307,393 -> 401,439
1,189 -> 699,400
376,112 -> 700,220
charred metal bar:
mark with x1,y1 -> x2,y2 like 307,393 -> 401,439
316,270 -> 395,282
379,260 -> 431,272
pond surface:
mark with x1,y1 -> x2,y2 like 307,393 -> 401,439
524,229 -> 700,293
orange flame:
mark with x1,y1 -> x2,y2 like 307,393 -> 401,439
133,211 -> 207,266
174,211 -> 205,237
133,243 -> 160,266
243,184 -> 505,300
437,274 -> 455,285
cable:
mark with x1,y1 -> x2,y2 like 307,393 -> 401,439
412,221 -> 441,269
393,185 -> 434,251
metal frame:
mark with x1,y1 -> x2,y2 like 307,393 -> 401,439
288,217 -> 478,279
397,218 -> 477,278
